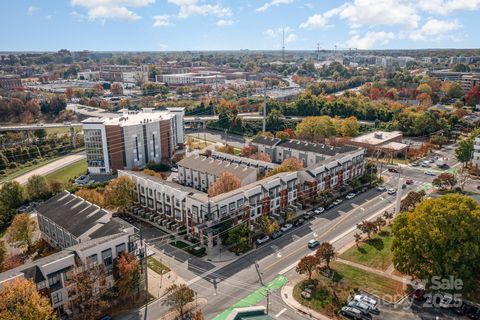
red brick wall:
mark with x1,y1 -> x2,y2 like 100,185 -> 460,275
159,120 -> 172,160
105,125 -> 125,172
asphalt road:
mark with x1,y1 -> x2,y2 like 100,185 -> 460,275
11,152 -> 86,185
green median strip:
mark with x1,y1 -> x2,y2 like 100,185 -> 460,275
213,275 -> 289,320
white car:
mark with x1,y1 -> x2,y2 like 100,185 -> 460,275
424,170 -> 436,176
354,294 -> 377,308
256,235 -> 270,245
377,185 -> 386,192
333,199 -> 343,205
280,224 -> 293,232
314,207 -> 325,215
171,167 -> 178,172
346,193 -> 356,200
387,188 -> 396,195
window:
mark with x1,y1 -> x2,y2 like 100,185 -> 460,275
102,249 -> 113,267
116,243 -> 126,257
237,199 -> 244,209
87,254 -> 98,268
52,292 -> 63,304
48,273 -> 60,287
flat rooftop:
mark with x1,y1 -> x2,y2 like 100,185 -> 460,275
178,155 -> 257,181
350,131 -> 402,146
82,109 -> 174,126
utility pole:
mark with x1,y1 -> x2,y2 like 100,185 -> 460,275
262,83 -> 267,133
254,261 -> 269,315
395,172 -> 403,214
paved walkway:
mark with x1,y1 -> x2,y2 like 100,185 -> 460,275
280,276 -> 332,320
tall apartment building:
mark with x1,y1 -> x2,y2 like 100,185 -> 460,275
0,191 -> 144,317
429,70 -> 480,93
156,73 -> 226,86
99,65 -> 148,84
82,108 -> 185,174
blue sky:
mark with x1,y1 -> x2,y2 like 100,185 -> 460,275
1,0 -> 480,51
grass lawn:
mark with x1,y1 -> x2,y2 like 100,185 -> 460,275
0,157 -> 58,184
169,240 -> 190,250
339,227 -> 393,271
294,262 -> 406,317
46,160 -> 87,184
147,256 -> 170,275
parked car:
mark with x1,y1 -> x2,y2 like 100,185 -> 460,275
340,306 -> 362,319
256,235 -> 270,245
346,193 -> 356,200
347,301 -> 371,316
293,218 -> 305,227
171,167 -> 178,172
270,230 -> 282,239
304,211 -> 315,220
406,179 -> 414,185
388,167 -> 399,173
307,239 -> 320,249
360,186 -> 368,193
421,161 -> 431,167
314,207 -> 325,215
63,121 -> 71,125
325,203 -> 335,210
98,315 -> 113,320
280,224 -> 293,232
424,170 -> 436,176
376,185 -> 386,192
387,188 -> 396,195
411,162 -> 420,167
333,199 -> 343,206
439,293 -> 459,308
411,288 -> 426,301
353,294 -> 377,308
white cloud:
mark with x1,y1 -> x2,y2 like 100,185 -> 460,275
417,0 -> 480,15
410,18 -> 462,40
70,0 -> 154,21
256,0 -> 294,12
285,33 -> 298,43
299,14 -> 329,29
335,0 -> 419,29
216,19 -> 234,26
345,31 -> 395,49
167,0 -> 232,18
153,15 -> 171,26
263,27 -> 298,43
27,6 -> 38,16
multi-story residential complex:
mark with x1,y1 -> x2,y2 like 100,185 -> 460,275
0,192 -> 144,317
177,155 -> 257,191
99,65 -> 148,85
119,141 -> 366,245
77,70 -> 100,81
156,72 -> 226,86
429,70 -> 480,93
209,150 -> 278,176
0,75 -> 22,90
250,136 -> 359,168
82,108 -> 185,174
473,136 -> 480,168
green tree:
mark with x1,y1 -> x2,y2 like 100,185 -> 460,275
0,181 -> 25,209
258,215 -> 279,236
6,213 -> 36,251
226,224 -> 250,254
162,284 -> 195,318
392,194 -> 480,292
295,116 -> 337,142
455,138 -> 474,167
266,109 -> 286,131
446,82 -> 463,99
104,176 -> 135,212
25,175 -> 51,200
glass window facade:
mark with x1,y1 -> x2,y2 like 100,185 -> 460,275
84,129 -> 105,167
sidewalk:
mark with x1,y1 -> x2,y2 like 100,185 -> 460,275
280,275 -> 332,320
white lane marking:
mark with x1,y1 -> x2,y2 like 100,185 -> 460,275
276,308 -> 287,318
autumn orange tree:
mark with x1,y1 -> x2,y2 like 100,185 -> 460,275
6,213 -> 36,251
75,188 -> 105,207
208,172 -> 241,197
315,242 -> 337,270
104,176 -> 135,212
296,255 -> 319,280
0,240 -> 5,271
266,157 -> 303,177
73,265 -> 110,320
249,152 -> 272,162
162,284 -> 195,319
0,278 -> 56,320
114,252 -> 142,302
